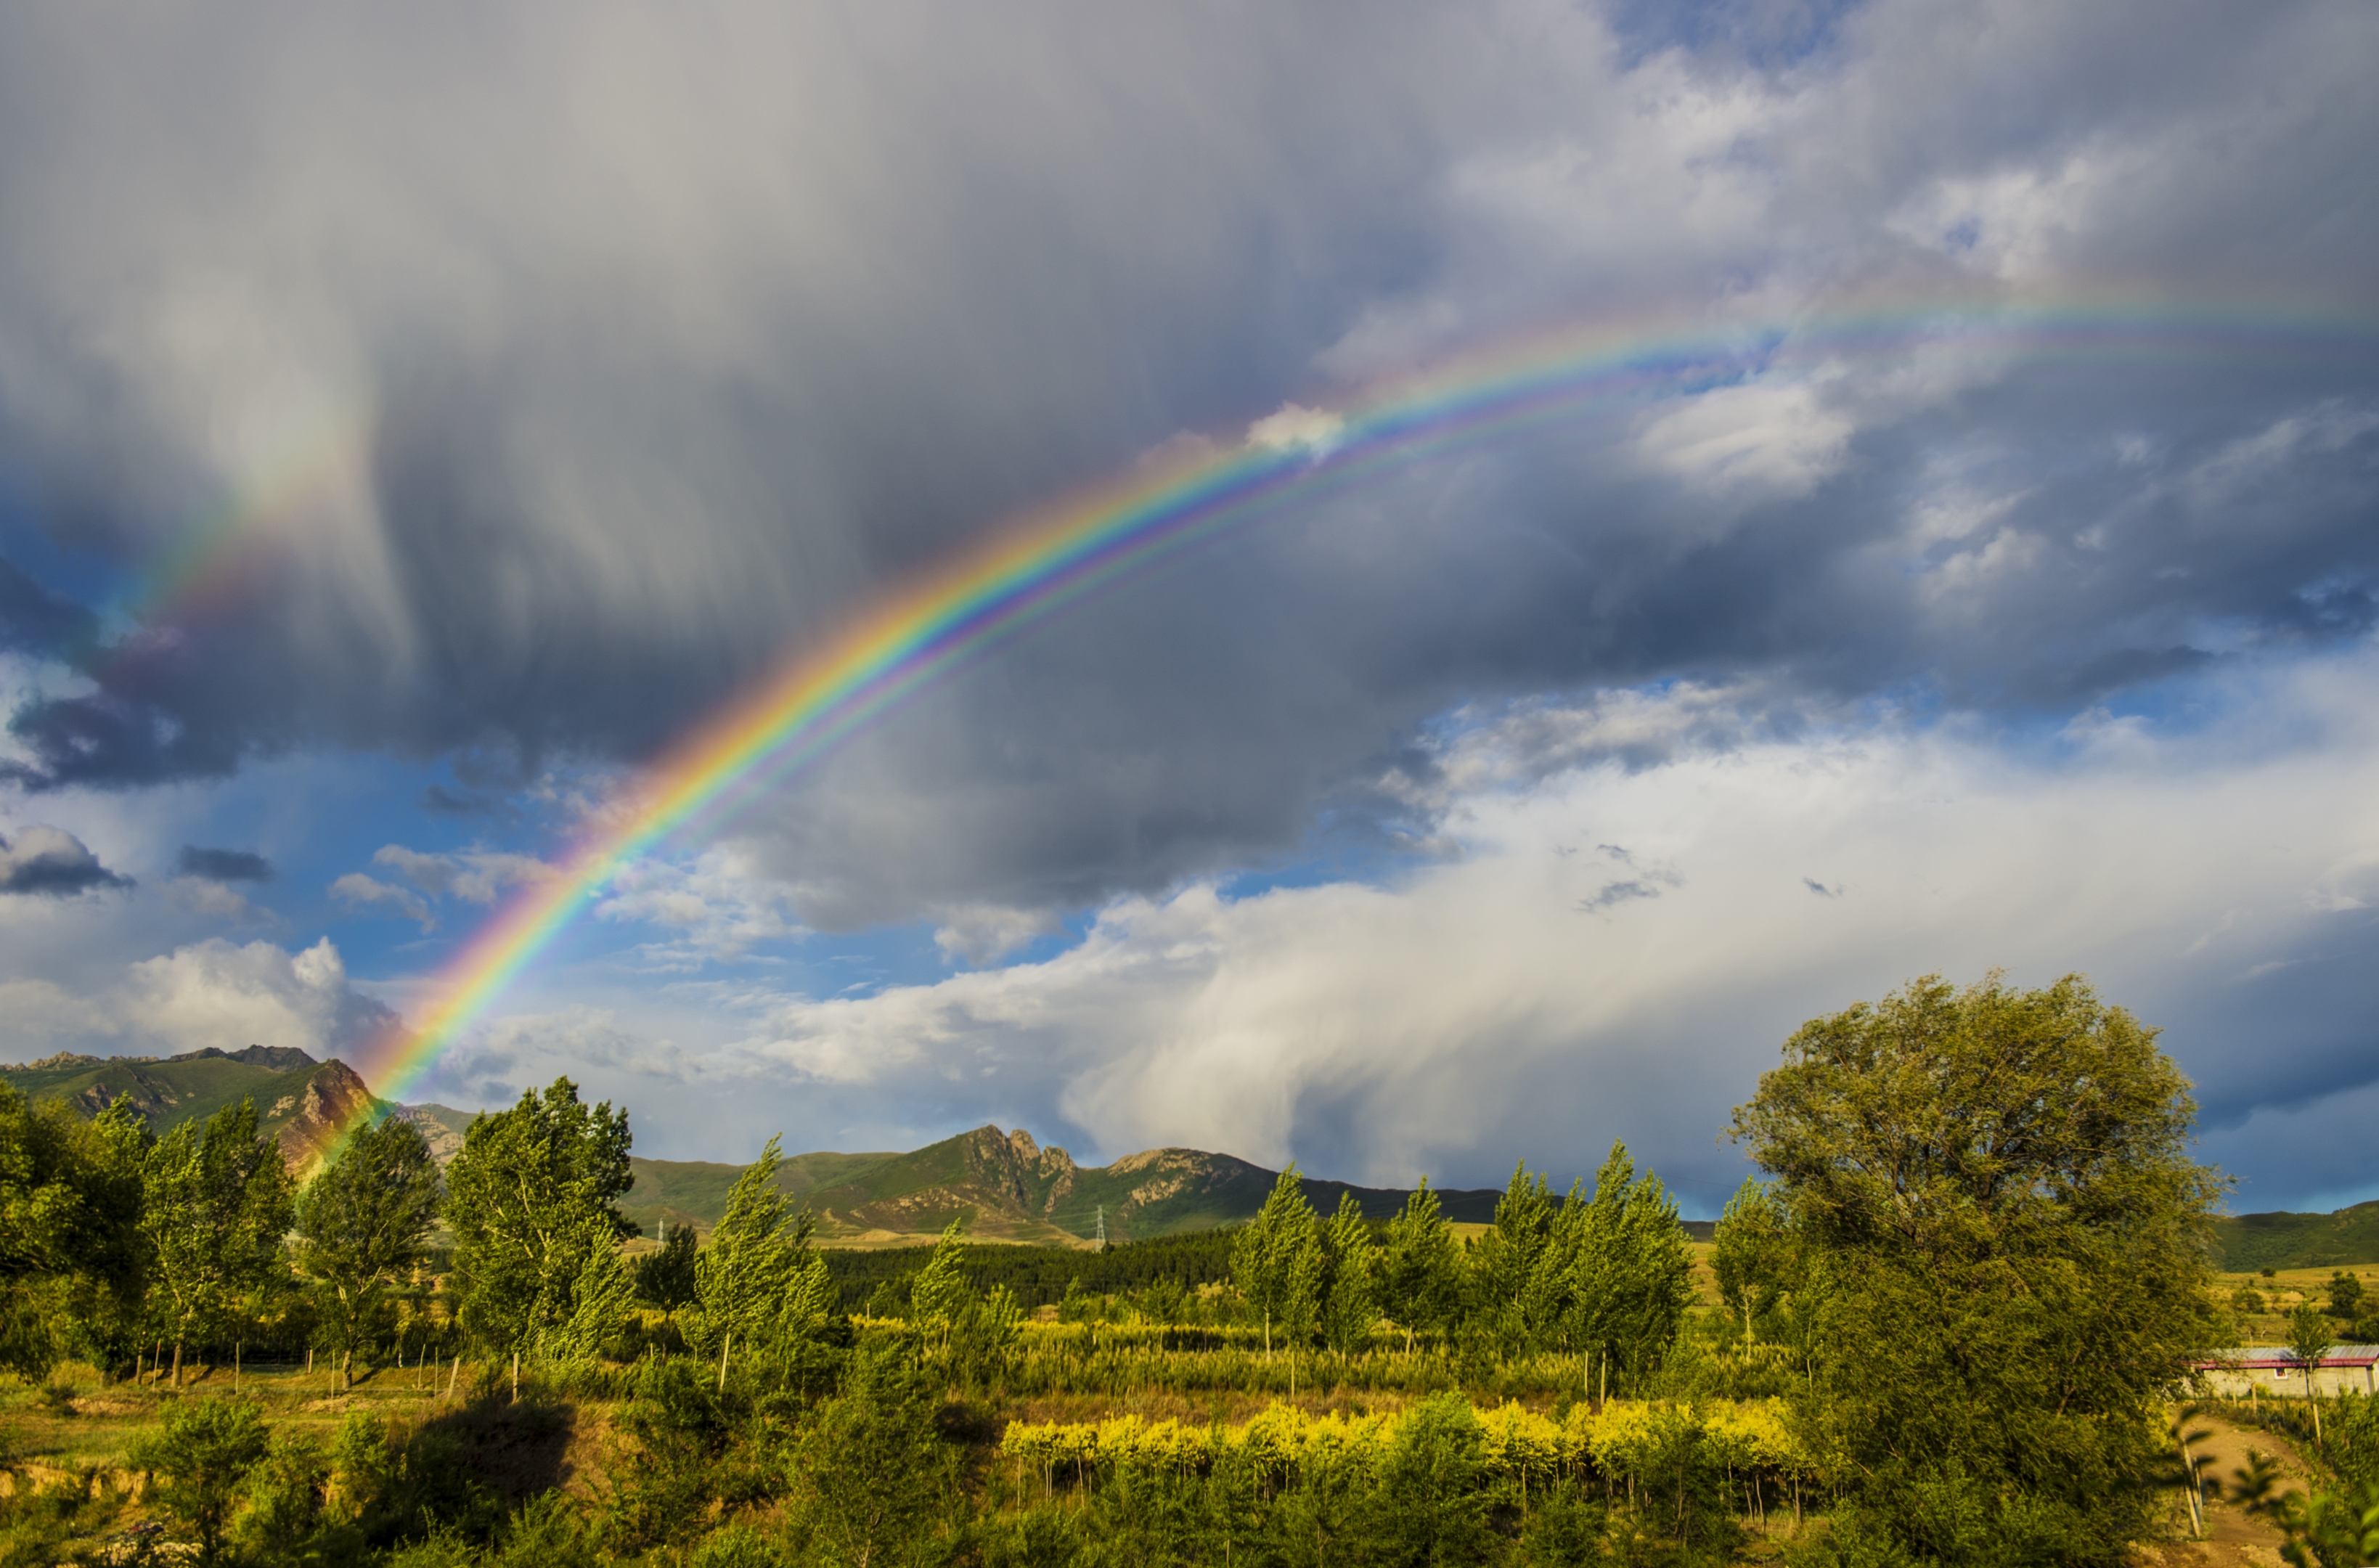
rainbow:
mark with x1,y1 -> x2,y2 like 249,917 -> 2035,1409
350,292 -> 2379,1103
106,403 -> 377,640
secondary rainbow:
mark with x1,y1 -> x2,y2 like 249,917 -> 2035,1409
351,291 -> 2379,1102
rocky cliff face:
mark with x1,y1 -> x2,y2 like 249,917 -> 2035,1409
266,1060 -> 378,1172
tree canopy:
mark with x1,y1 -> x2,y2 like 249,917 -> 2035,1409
1731,971 -> 2226,1567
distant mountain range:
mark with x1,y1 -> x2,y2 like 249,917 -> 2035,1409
4,1048 -> 2367,1264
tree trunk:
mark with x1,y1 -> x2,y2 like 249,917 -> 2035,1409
234,1340 -> 241,1393
718,1331 -> 732,1392
511,1349 -> 520,1402
171,1340 -> 183,1389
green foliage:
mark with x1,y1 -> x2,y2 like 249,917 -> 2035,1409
1233,1165 -> 1322,1358
1382,1178 -> 1466,1351
1318,1193 -> 1379,1357
1466,1146 -> 1692,1387
1731,971 -> 2227,1567
1363,1391 -> 1494,1566
139,1098 -> 298,1377
1713,1178 -> 1795,1344
0,1086 -> 146,1376
442,1077 -> 637,1362
789,1343 -> 947,1568
692,1135 -> 833,1385
634,1220 -> 701,1310
2291,1302 -> 2341,1376
293,1113 -> 441,1387
2333,1272 -> 2367,1322
128,1395 -> 272,1563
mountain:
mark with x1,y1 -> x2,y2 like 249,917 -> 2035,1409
621,1123 -> 1515,1246
2213,1202 -> 2379,1273
0,1045 -> 379,1172
1,1054 -> 1737,1248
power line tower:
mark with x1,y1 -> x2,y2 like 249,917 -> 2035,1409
1095,1204 -> 1106,1246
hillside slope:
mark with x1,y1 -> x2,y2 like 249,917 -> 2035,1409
631,1124 -> 1514,1245
0,1046 -> 379,1171
2214,1203 -> 2379,1273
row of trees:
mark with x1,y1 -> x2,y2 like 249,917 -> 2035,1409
0,1076 -> 801,1389
1229,1142 -> 1695,1392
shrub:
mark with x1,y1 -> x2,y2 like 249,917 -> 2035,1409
126,1396 -> 272,1564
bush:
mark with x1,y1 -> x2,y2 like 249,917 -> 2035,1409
126,1396 -> 272,1564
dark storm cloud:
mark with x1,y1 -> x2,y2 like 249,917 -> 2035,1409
0,0 -> 2370,932
176,844 -> 273,883
0,557 -> 93,654
0,825 -> 130,896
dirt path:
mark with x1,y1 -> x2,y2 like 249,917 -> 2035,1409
2132,1412 -> 2316,1567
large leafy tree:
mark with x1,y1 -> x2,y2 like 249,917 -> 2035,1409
141,1098 -> 298,1386
0,1085 -> 147,1377
1730,972 -> 2226,1567
442,1077 -> 637,1369
293,1114 -> 441,1389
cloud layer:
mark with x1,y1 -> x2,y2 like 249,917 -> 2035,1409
0,1 -> 2373,1204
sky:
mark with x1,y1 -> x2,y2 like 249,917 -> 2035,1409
0,0 -> 2375,1217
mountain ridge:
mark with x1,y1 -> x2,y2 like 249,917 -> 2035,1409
4,1049 -> 2370,1264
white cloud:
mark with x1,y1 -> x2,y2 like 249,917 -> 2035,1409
713,645 -> 2379,1196
1246,404 -> 1346,457
0,936 -> 404,1065
331,872 -> 435,930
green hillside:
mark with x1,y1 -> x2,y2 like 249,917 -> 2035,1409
0,1046 -> 382,1169
625,1123 -> 1514,1246
2213,1201 -> 2379,1272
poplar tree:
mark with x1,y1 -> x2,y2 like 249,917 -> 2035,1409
442,1077 -> 637,1371
691,1136 -> 832,1386
1469,1163 -> 1556,1357
1317,1193 -> 1378,1357
1712,1178 -> 1795,1344
293,1114 -> 441,1391
1232,1164 -> 1319,1358
1731,972 -> 2226,1565
1570,1141 -> 1692,1384
140,1098 -> 296,1386
1379,1177 -> 1465,1352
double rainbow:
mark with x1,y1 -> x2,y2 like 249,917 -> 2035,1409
348,293 -> 2378,1102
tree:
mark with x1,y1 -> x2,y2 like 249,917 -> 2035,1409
1730,972 -> 2226,1566
793,1345 -> 946,1568
0,1086 -> 147,1377
140,1098 -> 298,1386
690,1135 -> 830,1387
1231,1165 -> 1320,1358
442,1077 -> 638,1371
1317,1192 -> 1378,1357
2328,1271 -> 2365,1323
1379,1177 -> 1465,1353
1469,1163 -> 1557,1357
1570,1142 -> 1694,1387
128,1395 -> 272,1564
2288,1303 -> 2338,1387
634,1221 -> 700,1311
293,1114 -> 441,1391
1712,1179 -> 1795,1344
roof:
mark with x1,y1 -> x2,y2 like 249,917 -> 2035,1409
2192,1344 -> 2379,1371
